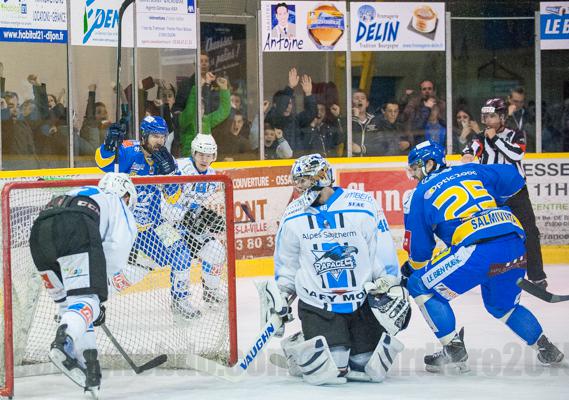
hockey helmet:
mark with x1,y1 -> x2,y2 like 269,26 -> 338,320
407,141 -> 446,179
140,115 -> 168,140
481,97 -> 507,120
291,154 -> 334,196
191,133 -> 218,158
98,172 -> 137,208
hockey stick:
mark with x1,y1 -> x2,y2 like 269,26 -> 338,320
185,295 -> 296,382
114,0 -> 135,173
517,278 -> 569,303
100,323 -> 167,374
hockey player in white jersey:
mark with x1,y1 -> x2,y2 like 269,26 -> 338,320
177,133 -> 227,304
265,154 -> 410,385
29,173 -> 140,396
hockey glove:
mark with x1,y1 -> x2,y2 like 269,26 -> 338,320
367,285 -> 412,336
182,206 -> 226,236
364,275 -> 400,295
256,280 -> 294,338
400,261 -> 415,288
104,123 -> 126,152
151,146 -> 177,175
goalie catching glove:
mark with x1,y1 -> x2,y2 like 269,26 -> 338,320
256,280 -> 294,338
364,277 -> 411,336
182,206 -> 225,236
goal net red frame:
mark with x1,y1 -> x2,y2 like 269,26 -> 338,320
0,175 -> 237,398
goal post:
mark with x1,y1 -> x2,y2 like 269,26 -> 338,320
0,175 -> 237,398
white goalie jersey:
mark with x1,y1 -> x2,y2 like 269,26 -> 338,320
274,188 -> 400,314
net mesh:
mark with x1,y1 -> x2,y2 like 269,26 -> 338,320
0,176 -> 235,394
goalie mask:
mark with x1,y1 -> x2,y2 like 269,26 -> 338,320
367,285 -> 411,336
291,154 -> 334,209
98,172 -> 137,209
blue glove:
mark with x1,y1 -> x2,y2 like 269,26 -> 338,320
401,261 -> 414,278
400,261 -> 415,288
104,123 -> 126,152
151,146 -> 176,175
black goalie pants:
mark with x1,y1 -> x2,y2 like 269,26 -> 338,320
298,300 -> 386,356
29,208 -> 108,302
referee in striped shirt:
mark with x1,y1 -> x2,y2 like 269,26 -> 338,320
461,97 -> 547,288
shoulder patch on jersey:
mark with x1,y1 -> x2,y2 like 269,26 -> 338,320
343,189 -> 375,205
282,197 -> 307,219
403,189 -> 415,214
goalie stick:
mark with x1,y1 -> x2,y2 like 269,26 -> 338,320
185,294 -> 296,382
517,278 -> 569,303
100,323 -> 167,374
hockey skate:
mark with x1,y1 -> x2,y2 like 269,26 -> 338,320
202,279 -> 225,307
535,335 -> 564,365
171,296 -> 202,322
49,325 -> 100,398
425,328 -> 470,374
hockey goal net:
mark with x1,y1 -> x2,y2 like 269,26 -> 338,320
0,175 -> 237,398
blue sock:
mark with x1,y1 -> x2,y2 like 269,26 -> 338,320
422,296 -> 457,340
504,305 -> 543,345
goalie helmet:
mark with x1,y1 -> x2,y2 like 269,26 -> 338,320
98,172 -> 137,208
191,133 -> 217,158
140,115 -> 168,140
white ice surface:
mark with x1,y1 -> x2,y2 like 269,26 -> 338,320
14,265 -> 569,400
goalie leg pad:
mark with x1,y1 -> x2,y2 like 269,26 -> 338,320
285,334 -> 347,385
281,332 -> 304,377
364,332 -> 404,382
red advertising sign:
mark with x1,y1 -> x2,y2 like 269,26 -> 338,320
336,168 -> 415,227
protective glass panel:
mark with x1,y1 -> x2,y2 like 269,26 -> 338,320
1,43 -> 69,170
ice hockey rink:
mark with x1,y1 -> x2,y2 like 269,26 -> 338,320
14,265 -> 569,400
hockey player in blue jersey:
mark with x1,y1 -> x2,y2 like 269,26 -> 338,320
262,154 -> 410,386
96,115 -> 201,320
401,141 -> 564,373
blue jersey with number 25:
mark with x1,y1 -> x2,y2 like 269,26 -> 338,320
403,163 -> 526,266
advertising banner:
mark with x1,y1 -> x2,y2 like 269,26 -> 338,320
70,0 -> 134,47
540,2 -> 569,50
260,1 -> 347,52
201,22 -> 247,92
222,166 -> 294,259
71,0 -> 197,48
136,0 -> 197,49
524,157 -> 569,245
336,167 -> 415,248
350,2 -> 445,51
0,0 -> 67,44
